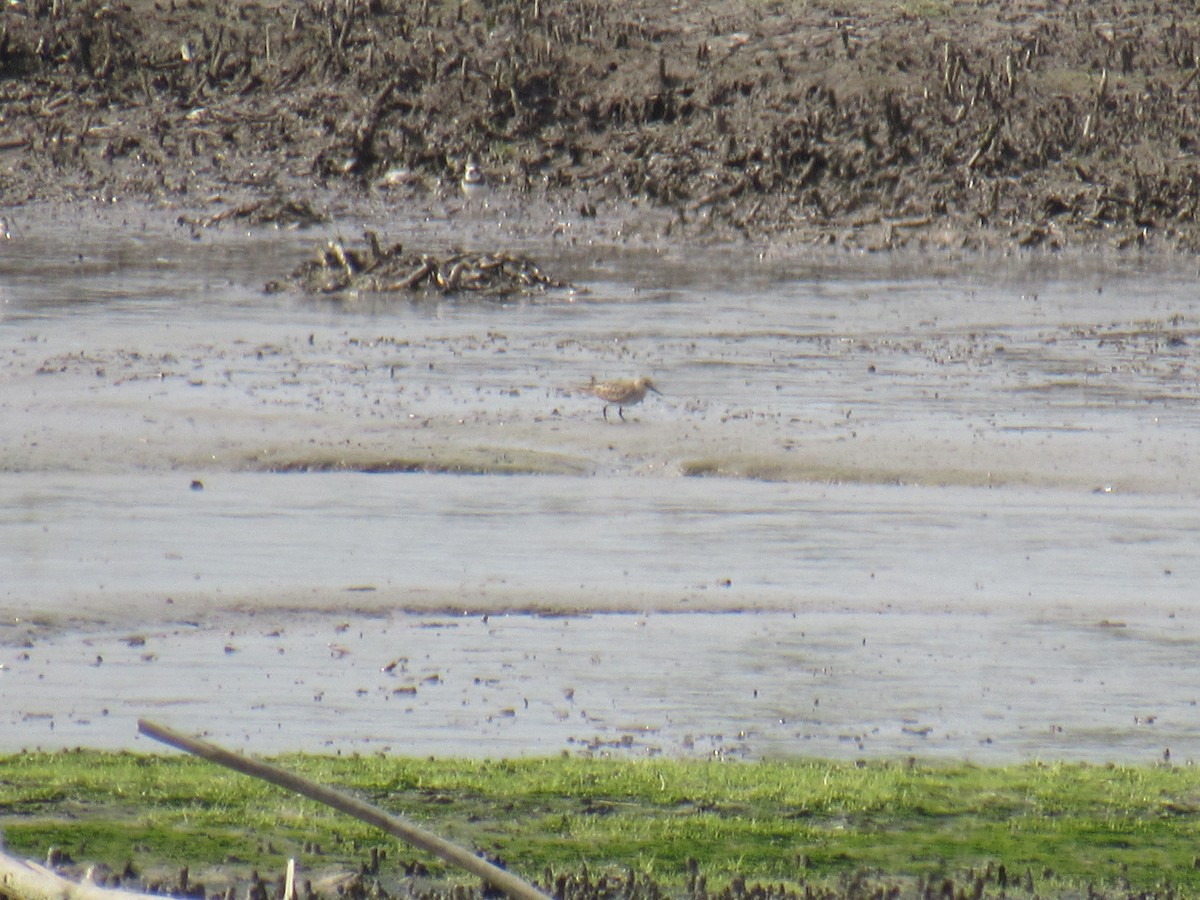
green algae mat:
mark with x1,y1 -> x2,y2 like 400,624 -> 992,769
2,752 -> 1199,897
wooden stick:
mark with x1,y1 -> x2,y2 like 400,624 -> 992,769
0,853 -> 150,900
136,720 -> 552,900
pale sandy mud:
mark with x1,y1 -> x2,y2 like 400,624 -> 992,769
2,205 -> 1199,762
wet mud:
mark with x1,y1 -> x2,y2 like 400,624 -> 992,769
4,0 -> 1200,251
7,605 -> 1196,764
3,213 -> 1200,767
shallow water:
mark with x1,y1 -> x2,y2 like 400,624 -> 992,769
3,472 -> 1198,615
2,203 -> 1199,762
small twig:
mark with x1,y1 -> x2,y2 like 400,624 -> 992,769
394,258 -> 436,290
283,859 -> 297,900
1176,66 -> 1199,96
885,216 -> 933,229
966,120 -> 1000,169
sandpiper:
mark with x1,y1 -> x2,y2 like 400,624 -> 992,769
579,376 -> 661,422
461,155 -> 487,202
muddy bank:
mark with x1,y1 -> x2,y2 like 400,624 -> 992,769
3,0 -> 1200,251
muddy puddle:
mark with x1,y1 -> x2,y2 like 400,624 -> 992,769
3,204 -> 1200,763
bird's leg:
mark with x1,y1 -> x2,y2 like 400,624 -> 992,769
602,405 -> 610,422
618,406 -> 626,421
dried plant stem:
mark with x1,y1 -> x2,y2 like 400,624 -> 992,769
136,720 -> 552,900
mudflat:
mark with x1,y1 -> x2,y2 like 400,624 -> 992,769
3,0 -> 1200,766
3,214 -> 1197,763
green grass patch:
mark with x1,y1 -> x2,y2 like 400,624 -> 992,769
2,752 -> 1199,895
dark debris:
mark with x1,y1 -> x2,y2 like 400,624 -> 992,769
269,232 -> 570,300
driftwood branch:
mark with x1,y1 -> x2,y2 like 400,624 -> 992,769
136,720 -> 552,900
0,854 -> 149,900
